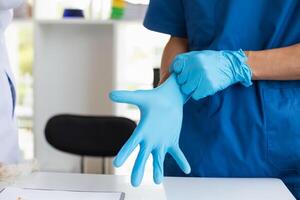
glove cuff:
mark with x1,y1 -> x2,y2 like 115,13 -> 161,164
228,49 -> 253,87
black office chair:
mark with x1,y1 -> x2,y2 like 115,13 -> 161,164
45,114 -> 136,173
153,68 -> 160,88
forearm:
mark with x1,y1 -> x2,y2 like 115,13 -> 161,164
159,37 -> 188,84
246,43 -> 300,80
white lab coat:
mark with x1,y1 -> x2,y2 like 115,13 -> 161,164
0,0 -> 23,164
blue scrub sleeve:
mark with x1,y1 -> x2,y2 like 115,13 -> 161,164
143,0 -> 187,38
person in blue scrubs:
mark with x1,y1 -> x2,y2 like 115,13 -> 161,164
143,0 -> 300,199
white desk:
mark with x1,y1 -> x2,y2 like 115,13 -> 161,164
2,172 -> 296,200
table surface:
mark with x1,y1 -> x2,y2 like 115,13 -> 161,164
1,172 -> 296,200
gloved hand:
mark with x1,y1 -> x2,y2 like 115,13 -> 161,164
110,74 -> 191,187
170,50 -> 253,100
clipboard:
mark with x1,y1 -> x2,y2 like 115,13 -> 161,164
0,187 -> 125,200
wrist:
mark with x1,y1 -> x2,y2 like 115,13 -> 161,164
230,50 -> 253,87
159,70 -> 170,85
245,50 -> 260,80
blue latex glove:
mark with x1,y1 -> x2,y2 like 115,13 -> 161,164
170,50 -> 253,100
109,74 -> 191,187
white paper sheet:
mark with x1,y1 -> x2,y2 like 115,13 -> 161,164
0,187 -> 124,200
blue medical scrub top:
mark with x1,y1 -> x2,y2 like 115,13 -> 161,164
144,0 -> 300,198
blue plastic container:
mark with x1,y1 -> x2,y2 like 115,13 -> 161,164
63,9 -> 85,18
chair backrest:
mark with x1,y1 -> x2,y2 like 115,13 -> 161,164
45,115 -> 136,157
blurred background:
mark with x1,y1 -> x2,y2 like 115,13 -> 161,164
7,0 -> 168,180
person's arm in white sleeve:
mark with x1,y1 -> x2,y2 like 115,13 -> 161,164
0,0 -> 23,10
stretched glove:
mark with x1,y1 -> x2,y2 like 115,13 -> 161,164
170,50 -> 253,100
109,74 -> 191,187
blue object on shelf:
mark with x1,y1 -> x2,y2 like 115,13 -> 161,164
63,9 -> 85,18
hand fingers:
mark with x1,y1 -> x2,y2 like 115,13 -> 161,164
109,90 -> 146,106
170,55 -> 190,85
152,149 -> 166,184
113,130 -> 141,167
191,84 -> 212,100
170,55 -> 185,73
169,146 -> 191,174
181,72 -> 200,96
176,62 -> 190,85
188,73 -> 212,100
131,145 -> 151,187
